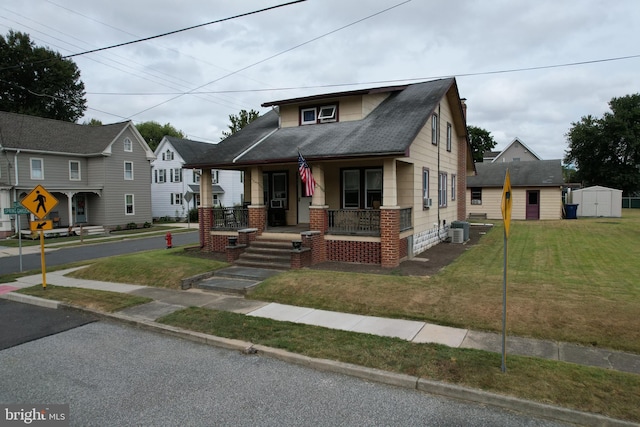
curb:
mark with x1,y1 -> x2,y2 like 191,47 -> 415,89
4,294 -> 637,427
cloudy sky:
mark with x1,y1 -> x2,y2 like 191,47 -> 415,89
3,0 -> 639,160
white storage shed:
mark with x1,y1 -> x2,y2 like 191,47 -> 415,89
570,186 -> 622,217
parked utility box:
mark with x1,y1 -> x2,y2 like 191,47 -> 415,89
451,221 -> 470,241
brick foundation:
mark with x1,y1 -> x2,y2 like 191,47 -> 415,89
327,240 -> 381,264
248,206 -> 266,234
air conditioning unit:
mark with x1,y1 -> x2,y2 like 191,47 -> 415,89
423,198 -> 433,208
451,228 -> 464,244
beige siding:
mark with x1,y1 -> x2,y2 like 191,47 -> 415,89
495,141 -> 539,162
409,96 -> 461,235
466,187 -> 562,220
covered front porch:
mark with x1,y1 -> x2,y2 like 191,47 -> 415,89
197,158 -> 415,268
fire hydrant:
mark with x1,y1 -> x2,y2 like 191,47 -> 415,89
165,232 -> 173,249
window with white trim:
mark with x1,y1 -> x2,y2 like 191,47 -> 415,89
155,169 -> 166,183
30,158 -> 44,180
69,161 -> 81,181
193,170 -> 200,183
446,122 -> 452,152
212,170 -> 219,184
171,193 -> 183,205
451,174 -> 457,201
125,194 -> 134,215
171,168 -> 182,183
300,104 -> 338,125
163,149 -> 174,161
124,162 -> 134,180
422,168 -> 430,208
343,169 -> 360,209
213,194 -> 220,206
431,114 -> 438,145
124,138 -> 132,152
438,172 -> 447,207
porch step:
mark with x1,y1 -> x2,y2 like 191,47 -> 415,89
235,238 -> 293,270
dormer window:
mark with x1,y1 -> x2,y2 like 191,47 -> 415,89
300,104 -> 338,125
318,105 -> 336,122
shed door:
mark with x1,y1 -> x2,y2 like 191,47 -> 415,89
526,190 -> 540,220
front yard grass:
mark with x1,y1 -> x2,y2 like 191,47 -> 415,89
65,247 -> 228,289
251,209 -> 640,353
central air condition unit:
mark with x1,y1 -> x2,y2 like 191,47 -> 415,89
423,198 -> 433,208
451,228 -> 464,244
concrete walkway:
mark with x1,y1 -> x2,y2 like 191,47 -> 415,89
2,267 -> 640,376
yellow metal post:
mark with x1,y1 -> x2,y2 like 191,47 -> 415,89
40,230 -> 47,290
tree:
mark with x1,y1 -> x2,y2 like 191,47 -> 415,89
467,125 -> 497,163
221,109 -> 260,139
0,31 -> 86,122
83,118 -> 103,126
565,94 -> 640,196
135,121 -> 185,151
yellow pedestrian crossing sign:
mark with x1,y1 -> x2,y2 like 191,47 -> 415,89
501,169 -> 512,238
21,185 -> 59,219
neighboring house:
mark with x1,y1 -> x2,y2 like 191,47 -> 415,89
183,78 -> 474,268
483,137 -> 542,163
466,159 -> 564,220
0,111 -> 154,238
151,136 -> 243,220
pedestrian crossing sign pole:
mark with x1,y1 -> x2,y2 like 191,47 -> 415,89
500,169 -> 512,373
21,185 -> 59,290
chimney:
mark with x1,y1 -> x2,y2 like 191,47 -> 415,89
460,98 -> 467,120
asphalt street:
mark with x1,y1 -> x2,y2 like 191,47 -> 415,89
0,231 -> 200,275
0,302 -> 570,427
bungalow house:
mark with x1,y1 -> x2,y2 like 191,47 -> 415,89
483,137 -> 541,163
151,136 -> 243,220
184,78 -> 474,268
0,111 -> 155,237
467,159 -> 564,220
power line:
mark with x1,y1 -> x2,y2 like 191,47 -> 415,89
84,53 -> 640,97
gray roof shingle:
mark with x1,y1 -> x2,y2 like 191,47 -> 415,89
467,160 -> 564,187
184,78 -> 458,168
162,136 -> 217,164
0,111 -> 130,155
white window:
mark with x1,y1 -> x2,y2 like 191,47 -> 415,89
431,114 -> 438,145
30,158 -> 44,180
422,168 -> 430,208
171,168 -> 182,183
451,174 -> 457,201
124,138 -> 132,152
193,170 -> 200,183
365,169 -> 382,208
212,170 -> 219,184
163,149 -> 173,161
301,107 -> 317,125
438,172 -> 447,207
171,193 -> 183,205
69,161 -> 81,180
124,162 -> 134,180
213,194 -> 220,206
318,105 -> 337,122
125,194 -> 134,215
446,122 -> 452,152
155,169 -> 166,183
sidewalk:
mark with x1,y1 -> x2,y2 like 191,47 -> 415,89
2,268 -> 639,376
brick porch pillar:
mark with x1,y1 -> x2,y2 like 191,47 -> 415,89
199,207 -> 213,251
380,207 -> 400,268
248,205 -> 266,235
309,206 -> 327,263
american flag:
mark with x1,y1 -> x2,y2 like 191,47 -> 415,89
298,151 -> 316,197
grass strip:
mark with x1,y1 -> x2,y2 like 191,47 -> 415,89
17,285 -> 152,312
159,307 -> 640,423
66,247 -> 228,289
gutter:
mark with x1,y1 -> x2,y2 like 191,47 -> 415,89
232,129 -> 278,163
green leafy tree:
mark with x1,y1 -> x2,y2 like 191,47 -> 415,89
83,118 -> 103,126
0,30 -> 86,122
135,121 -> 185,151
565,94 -> 640,196
467,125 -> 497,163
221,109 -> 260,139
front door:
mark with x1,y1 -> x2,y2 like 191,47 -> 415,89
526,190 -> 540,220
74,194 -> 87,224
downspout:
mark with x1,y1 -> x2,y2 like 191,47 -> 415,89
437,104 -> 442,240
13,150 -> 20,204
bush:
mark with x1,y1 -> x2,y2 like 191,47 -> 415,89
189,207 -> 198,222
127,222 -> 137,230
143,222 -> 152,228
